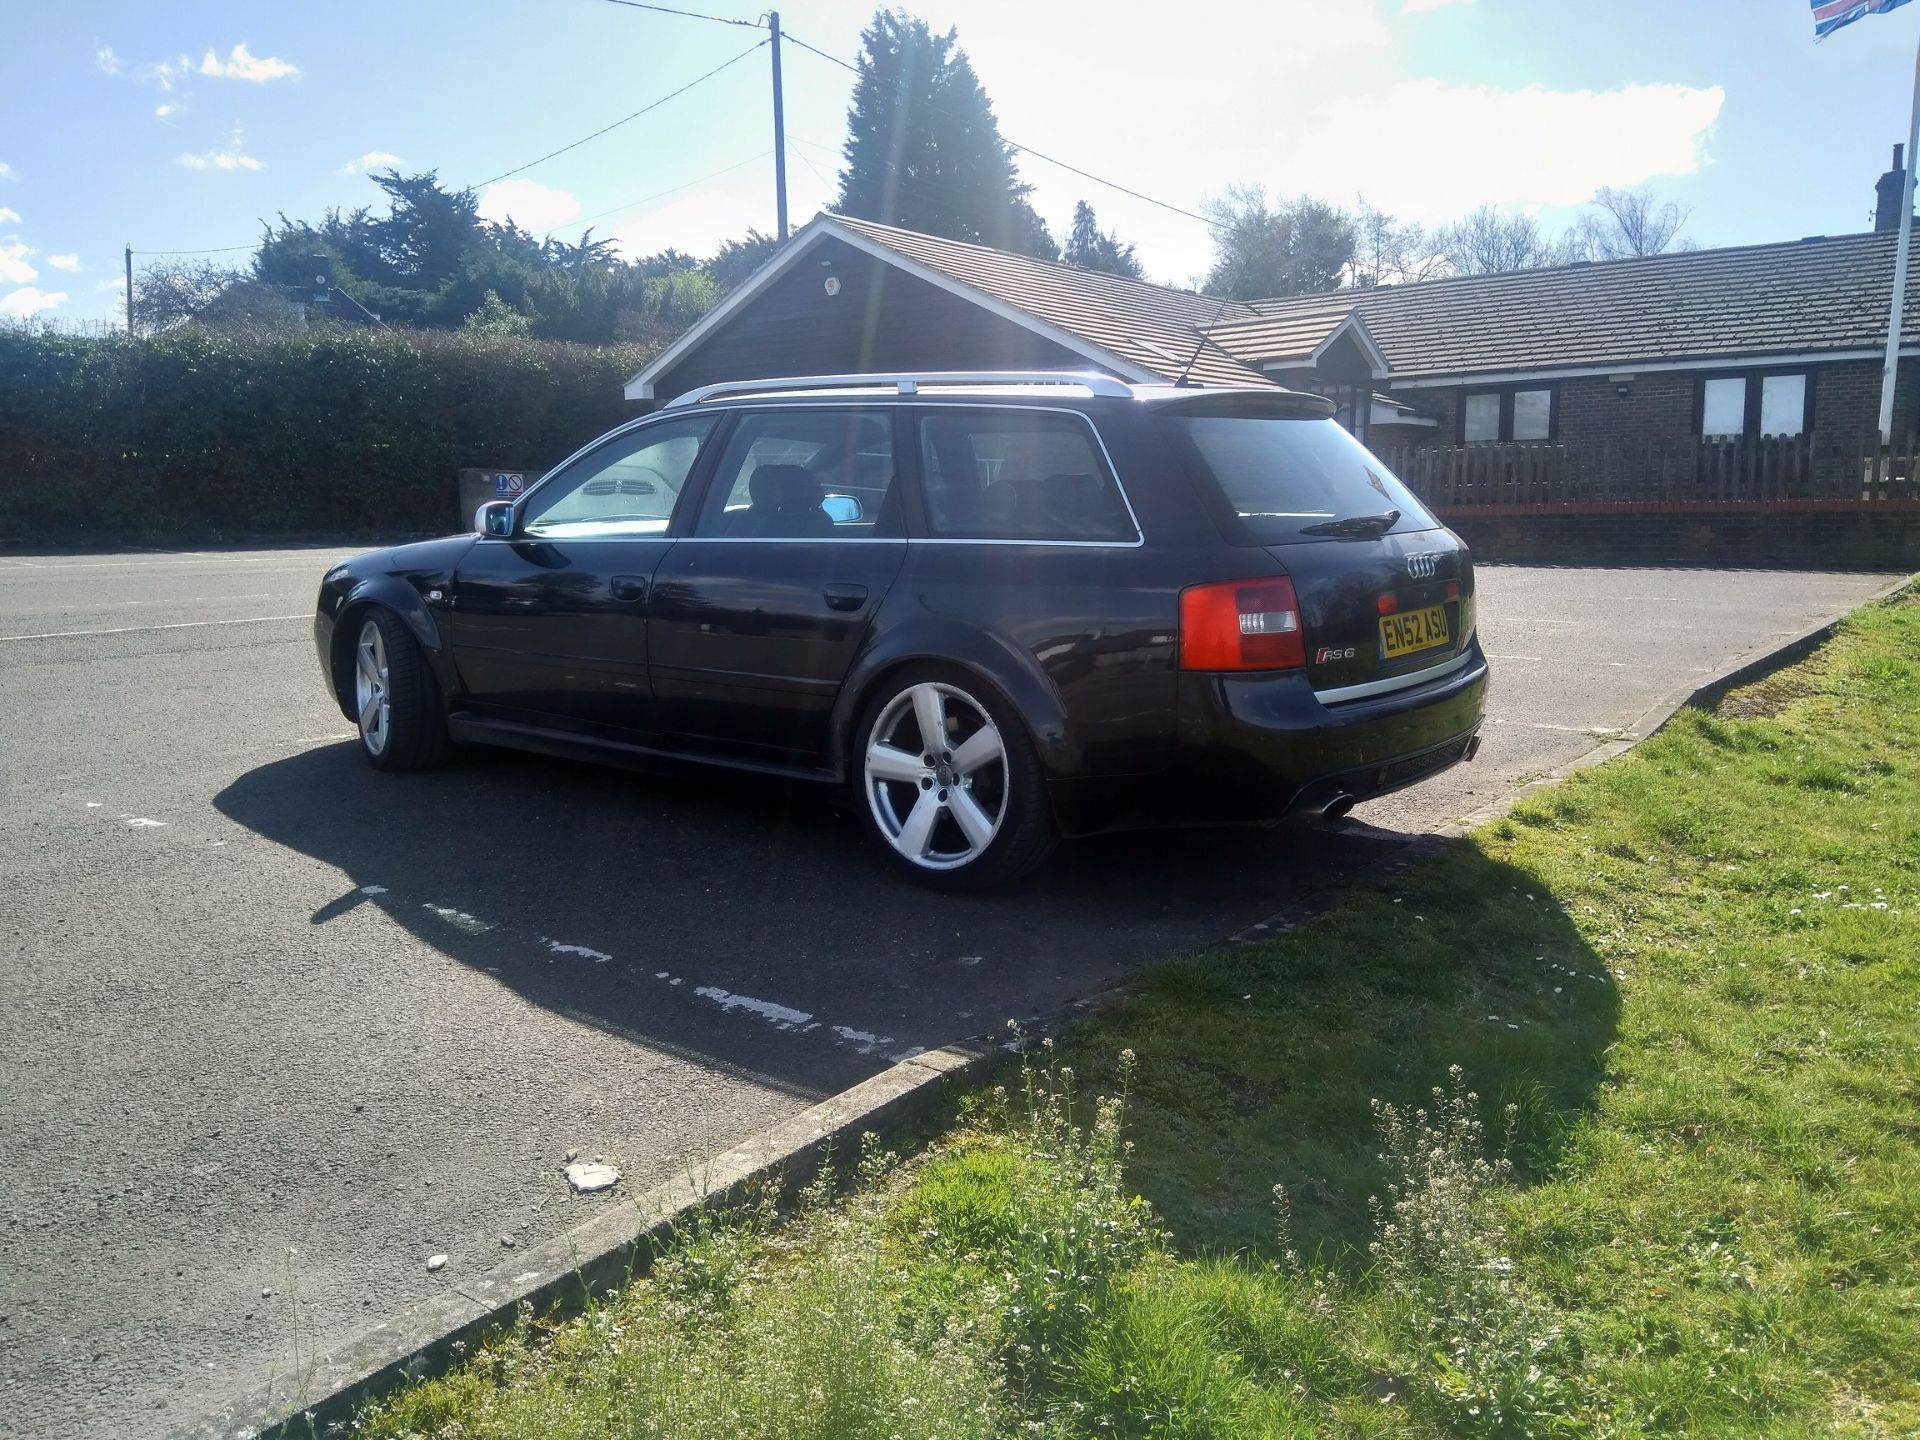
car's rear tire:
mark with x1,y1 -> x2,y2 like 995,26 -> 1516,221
350,610 -> 450,773
853,664 -> 1057,890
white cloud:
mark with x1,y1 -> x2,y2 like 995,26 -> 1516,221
155,101 -> 183,119
1403,0 -> 1471,12
0,241 -> 36,285
175,129 -> 265,172
47,254 -> 82,273
1266,80 -> 1725,223
199,42 -> 299,83
0,286 -> 65,318
0,207 -> 19,225
144,56 -> 189,92
96,46 -> 122,74
477,177 -> 582,231
340,150 -> 404,176
0,162 -> 14,181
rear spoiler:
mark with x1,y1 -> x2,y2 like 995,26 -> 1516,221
1142,388 -> 1337,419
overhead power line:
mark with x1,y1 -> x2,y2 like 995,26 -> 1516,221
473,36 -> 768,189
133,243 -> 259,256
780,29 -> 1223,232
594,0 -> 763,29
545,149 -> 773,235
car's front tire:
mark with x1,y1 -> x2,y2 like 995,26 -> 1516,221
350,610 -> 450,772
854,665 -> 1057,890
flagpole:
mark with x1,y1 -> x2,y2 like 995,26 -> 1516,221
1877,28 -> 1920,443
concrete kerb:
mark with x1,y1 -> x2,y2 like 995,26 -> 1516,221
1435,571 -> 1915,839
175,573 -> 1914,1439
173,1039 -> 998,1440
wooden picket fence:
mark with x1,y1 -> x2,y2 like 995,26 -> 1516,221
1373,433 -> 1920,510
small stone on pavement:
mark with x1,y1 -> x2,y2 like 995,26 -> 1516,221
426,1254 -> 448,1272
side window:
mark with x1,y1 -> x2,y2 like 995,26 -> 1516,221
693,408 -> 898,539
522,417 -> 717,539
917,409 -> 1135,542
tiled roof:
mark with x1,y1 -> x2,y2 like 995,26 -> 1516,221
828,214 -> 1272,388
650,215 -> 1920,398
1221,231 -> 1920,380
1207,298 -> 1366,366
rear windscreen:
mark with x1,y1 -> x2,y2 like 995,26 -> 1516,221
1160,413 -> 1440,545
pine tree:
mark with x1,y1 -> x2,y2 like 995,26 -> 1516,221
837,9 -> 1056,259
1063,201 -> 1144,279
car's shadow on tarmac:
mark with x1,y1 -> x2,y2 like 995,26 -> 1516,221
215,741 -> 1412,1096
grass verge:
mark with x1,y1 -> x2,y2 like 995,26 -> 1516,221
350,589 -> 1919,1440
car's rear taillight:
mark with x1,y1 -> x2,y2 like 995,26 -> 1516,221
1179,578 -> 1305,671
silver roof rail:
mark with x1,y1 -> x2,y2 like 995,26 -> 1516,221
662,371 -> 1136,408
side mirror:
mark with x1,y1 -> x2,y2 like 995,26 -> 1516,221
475,501 -> 516,538
821,493 -> 863,524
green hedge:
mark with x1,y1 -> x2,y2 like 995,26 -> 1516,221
0,327 -> 657,542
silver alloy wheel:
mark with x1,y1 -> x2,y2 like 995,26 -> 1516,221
354,618 -> 391,757
864,681 -> 1009,871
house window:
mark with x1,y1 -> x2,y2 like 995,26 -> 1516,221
1700,377 -> 1746,437
1511,388 -> 1553,441
1462,393 -> 1501,443
1760,374 -> 1808,436
1460,386 -> 1555,443
1698,371 -> 1811,439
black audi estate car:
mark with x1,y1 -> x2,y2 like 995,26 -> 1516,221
314,372 -> 1488,888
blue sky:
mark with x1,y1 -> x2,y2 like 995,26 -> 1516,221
4,0 -> 1920,326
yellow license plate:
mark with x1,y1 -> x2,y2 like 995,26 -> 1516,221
1379,604 -> 1451,660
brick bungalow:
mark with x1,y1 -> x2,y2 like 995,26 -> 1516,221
623,159 -> 1920,566
626,150 -> 1920,457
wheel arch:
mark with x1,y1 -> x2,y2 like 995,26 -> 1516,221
832,622 -> 1075,784
327,580 -> 452,720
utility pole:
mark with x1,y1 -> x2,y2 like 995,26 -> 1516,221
768,10 -> 788,240
1880,35 -> 1920,443
124,246 -> 133,333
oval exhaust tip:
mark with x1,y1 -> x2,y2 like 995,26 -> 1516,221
1322,795 -> 1357,822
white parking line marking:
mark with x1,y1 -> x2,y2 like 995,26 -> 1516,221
541,938 -> 613,963
123,817 -> 166,828
1492,719 -> 1629,735
829,1024 -> 900,1056
0,556 -> 347,573
0,614 -> 308,643
693,986 -> 812,1030
1486,653 -> 1629,668
371,889 -> 903,1058
22,591 -> 282,614
421,903 -> 494,936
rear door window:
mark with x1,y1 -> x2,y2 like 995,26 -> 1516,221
917,409 -> 1136,542
1160,412 -> 1439,545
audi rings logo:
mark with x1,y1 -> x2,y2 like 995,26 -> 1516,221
1406,552 -> 1440,580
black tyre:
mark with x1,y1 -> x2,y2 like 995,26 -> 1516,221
348,609 -> 451,773
853,664 -> 1057,890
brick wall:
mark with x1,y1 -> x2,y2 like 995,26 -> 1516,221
1554,373 -> 1694,445
1812,358 -> 1920,439
1442,504 -> 1920,570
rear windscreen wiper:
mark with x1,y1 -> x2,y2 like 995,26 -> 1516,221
1298,508 -> 1400,538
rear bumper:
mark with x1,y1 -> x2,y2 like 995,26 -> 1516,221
1048,640 -> 1489,836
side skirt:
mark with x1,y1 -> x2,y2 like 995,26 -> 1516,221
445,713 -> 841,788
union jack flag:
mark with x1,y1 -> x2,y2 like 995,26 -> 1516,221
1813,0 -> 1915,40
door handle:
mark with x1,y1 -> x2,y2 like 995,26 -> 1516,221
822,582 -> 868,611
610,575 -> 647,603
